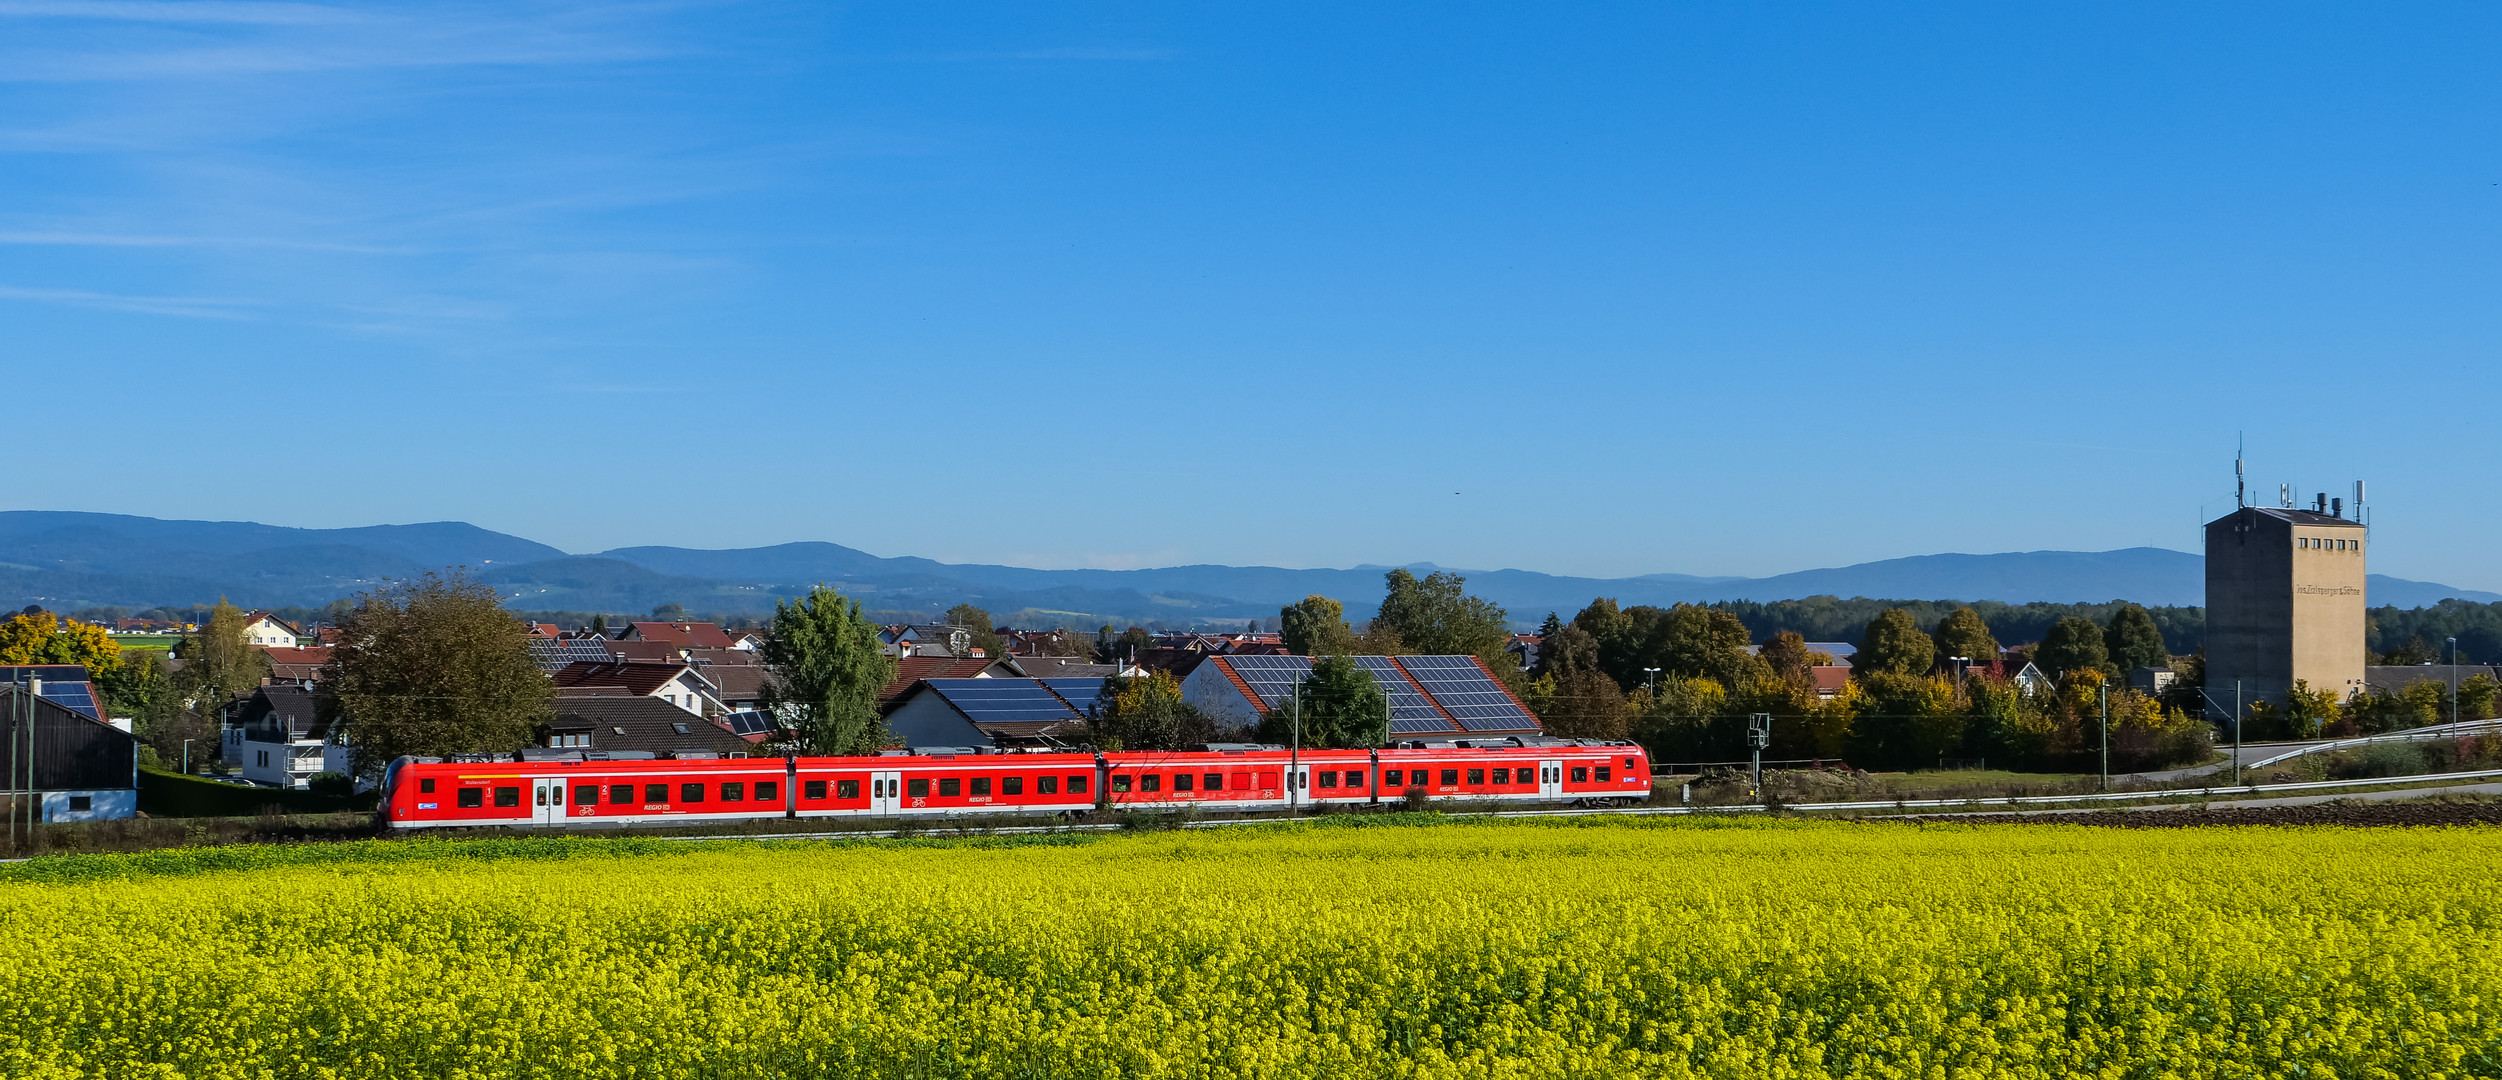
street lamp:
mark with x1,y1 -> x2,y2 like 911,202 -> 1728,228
1642,668 -> 1660,695
182,739 -> 193,775
2449,637 -> 2460,728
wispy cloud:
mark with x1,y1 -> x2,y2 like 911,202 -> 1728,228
0,282 -> 259,318
0,230 -> 411,253
0,1 -> 362,25
0,2 -> 673,81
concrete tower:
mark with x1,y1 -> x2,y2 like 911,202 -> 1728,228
2203,499 -> 2368,713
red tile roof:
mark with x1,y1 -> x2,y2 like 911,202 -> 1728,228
552,661 -> 706,698
624,621 -> 737,649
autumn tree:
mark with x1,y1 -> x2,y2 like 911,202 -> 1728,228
1759,631 -> 1815,684
1280,595 -> 1359,656
2102,605 -> 2169,674
1373,570 -> 1508,660
1096,625 -> 1155,664
1931,607 -> 2000,670
0,610 -> 122,670
2036,616 -> 2111,677
1257,655 -> 1388,749
761,586 -> 899,755
174,599 -> 271,720
319,572 -> 554,780
1090,670 -> 1227,750
1855,609 -> 1934,677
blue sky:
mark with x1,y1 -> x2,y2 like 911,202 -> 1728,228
5,2 -> 2499,588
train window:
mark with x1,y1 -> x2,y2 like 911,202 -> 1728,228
1440,769 -> 1458,787
681,783 -> 705,803
757,781 -> 778,803
1492,768 -> 1511,785
419,778 -> 436,794
826,780 -> 848,800
1069,775 -> 1090,794
457,788 -> 483,808
534,786 -> 548,806
1571,767 -> 1588,784
1204,773 -> 1223,791
1316,771 -> 1337,789
573,785 -> 599,806
1141,774 -> 1161,792
495,786 -> 521,807
1111,774 -> 1132,793
609,784 -> 635,804
971,778 -> 991,797
646,784 -> 669,803
1384,769 -> 1403,787
939,778 -> 961,797
1465,769 -> 1485,786
1596,766 -> 1613,782
1173,773 -> 1194,791
1038,776 -> 1059,795
1347,770 -> 1367,788
721,783 -> 744,802
1004,777 -> 1024,796
1624,757 -> 1639,769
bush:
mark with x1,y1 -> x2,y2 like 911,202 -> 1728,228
306,772 -> 354,799
2333,743 -> 2430,780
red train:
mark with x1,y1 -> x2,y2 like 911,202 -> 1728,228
380,739 -> 1652,829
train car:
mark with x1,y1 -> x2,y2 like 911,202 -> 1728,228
792,751 -> 1097,819
1375,740 -> 1651,807
382,752 -> 793,829
1101,746 -> 1317,812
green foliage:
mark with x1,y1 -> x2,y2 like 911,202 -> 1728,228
2102,605 -> 2169,673
1256,655 -> 1388,749
1569,599 -> 1767,691
1090,671 -> 1229,751
1373,570 -> 1508,660
1710,596 -> 2206,655
321,573 -> 554,779
2462,673 -> 2499,721
1758,631 -> 1815,683
762,586 -> 899,755
1854,609 -> 1934,677
1929,607 -> 1999,669
942,604 -> 1007,659
1279,595 -> 1358,657
174,599 -> 270,719
2035,617 -> 2110,676
2367,598 -> 2502,663
1845,672 -> 1966,770
1540,665 -> 1629,739
134,768 -> 375,818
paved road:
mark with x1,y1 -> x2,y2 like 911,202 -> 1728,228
2122,742 -> 2332,784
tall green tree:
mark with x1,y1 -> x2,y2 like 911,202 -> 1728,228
1653,605 -> 1767,687
2036,617 -> 2112,676
1256,655 -> 1389,749
1089,670 -> 1226,750
1931,607 -> 2001,670
1280,595 -> 1359,656
762,586 -> 899,755
174,599 -> 271,721
1855,609 -> 1934,677
942,603 -> 1006,658
1374,570 -> 1509,659
2102,605 -> 2169,673
319,572 -> 554,780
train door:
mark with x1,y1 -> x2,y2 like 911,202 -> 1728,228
531,777 -> 568,825
871,770 -> 903,816
1539,759 -> 1563,801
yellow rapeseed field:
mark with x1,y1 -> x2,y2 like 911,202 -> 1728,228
1,817 -> 2496,1079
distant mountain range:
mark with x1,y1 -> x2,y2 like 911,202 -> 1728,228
3,510 -> 2494,625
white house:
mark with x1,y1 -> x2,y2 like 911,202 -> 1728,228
241,613 -> 301,648
549,660 -> 724,716
226,685 -> 355,789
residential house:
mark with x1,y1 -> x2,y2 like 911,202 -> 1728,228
883,677 -> 1099,749
877,654 -> 1018,708
528,637 -> 619,672
260,646 -> 333,687
0,682 -> 138,821
551,661 -> 723,716
1008,657 -> 1130,680
241,613 -> 300,648
226,685 -> 356,789
1506,633 -> 1542,672
881,624 -> 977,658
0,665 -> 107,724
624,621 -> 739,650
536,696 -> 758,757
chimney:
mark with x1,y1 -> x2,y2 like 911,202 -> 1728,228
2332,497 -> 2343,519
2315,492 -> 2328,513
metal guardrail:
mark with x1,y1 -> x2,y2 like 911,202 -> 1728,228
1778,767 -> 2502,813
2245,719 -> 2502,769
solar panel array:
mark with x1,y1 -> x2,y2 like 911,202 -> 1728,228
926,678 -> 1083,727
718,710 -> 776,736
1347,656 -> 1452,734
1039,677 -> 1111,715
40,683 -> 101,720
1221,654 -> 1314,709
1394,655 -> 1539,732
0,667 -> 103,721
529,638 -> 616,671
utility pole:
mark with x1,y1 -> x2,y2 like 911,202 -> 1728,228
2233,680 -> 2243,786
2098,681 -> 2109,792
1289,678 -> 1302,813
2450,638 -> 2460,728
1747,712 -> 1771,803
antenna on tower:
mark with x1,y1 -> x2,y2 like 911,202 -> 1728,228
2234,434 -> 2245,508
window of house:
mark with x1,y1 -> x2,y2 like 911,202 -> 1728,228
1173,773 -> 1194,791
257,751 -> 269,767
672,723 -> 690,734
458,788 -> 484,808
1038,776 -> 1058,795
1004,777 -> 1024,796
1141,774 -> 1161,792
574,785 -> 598,806
908,779 -> 930,798
971,777 -> 992,797
1440,769 -> 1459,787
645,784 -> 669,803
68,795 -> 91,811
494,786 -> 521,807
1596,766 -> 1613,782
681,783 -> 705,803
1572,767 -> 1588,783
756,781 -> 777,802
609,784 -> 635,804
721,782 -> 744,802
419,778 -> 436,794
1067,775 -> 1088,794
1316,771 -> 1337,789
1466,769 -> 1485,786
